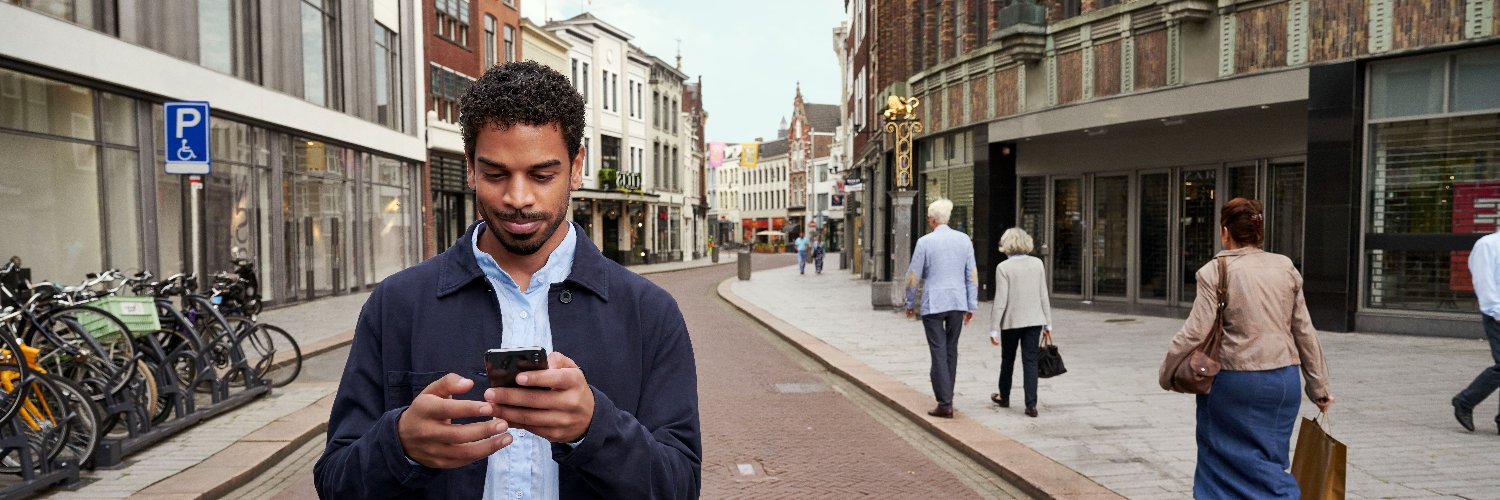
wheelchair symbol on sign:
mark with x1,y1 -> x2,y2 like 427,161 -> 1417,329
176,139 -> 197,161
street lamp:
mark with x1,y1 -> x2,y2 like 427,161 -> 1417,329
882,95 -> 922,307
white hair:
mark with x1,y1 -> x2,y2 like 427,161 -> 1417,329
999,227 -> 1034,256
927,198 -> 954,224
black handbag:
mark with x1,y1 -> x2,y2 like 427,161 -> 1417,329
1038,333 -> 1067,378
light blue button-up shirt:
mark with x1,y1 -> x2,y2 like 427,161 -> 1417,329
905,224 -> 979,316
471,221 -> 577,500
1472,232 -> 1500,321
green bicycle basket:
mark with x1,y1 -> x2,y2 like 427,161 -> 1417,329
78,296 -> 161,341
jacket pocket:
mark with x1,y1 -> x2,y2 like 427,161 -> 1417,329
384,370 -> 447,408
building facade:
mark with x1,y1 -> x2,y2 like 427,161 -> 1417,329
520,16 -> 569,75
647,54 -> 689,263
708,142 -> 743,245
848,0 -> 1500,337
787,91 -> 843,251
423,0 -> 522,257
1,0 -> 427,306
742,138 -> 790,246
682,76 -> 709,259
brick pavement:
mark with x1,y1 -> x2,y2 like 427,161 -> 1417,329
731,257 -> 1500,499
657,254 -> 1022,498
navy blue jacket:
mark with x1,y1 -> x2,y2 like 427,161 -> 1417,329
314,222 -> 701,499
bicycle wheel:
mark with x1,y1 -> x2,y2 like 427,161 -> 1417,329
32,305 -> 137,399
0,374 -> 89,473
245,323 -> 301,388
100,360 -> 157,438
0,327 -> 31,426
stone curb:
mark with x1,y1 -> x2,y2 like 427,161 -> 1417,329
716,276 -> 1125,500
129,391 -> 337,500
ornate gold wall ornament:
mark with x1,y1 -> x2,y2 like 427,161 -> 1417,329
883,96 -> 922,190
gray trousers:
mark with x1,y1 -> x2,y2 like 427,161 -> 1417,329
923,311 -> 965,409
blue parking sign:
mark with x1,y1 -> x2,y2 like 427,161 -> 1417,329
164,101 -> 211,175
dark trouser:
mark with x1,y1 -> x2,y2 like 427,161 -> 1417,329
998,326 -> 1043,409
1456,315 -> 1500,424
813,250 -> 825,273
922,311 -> 965,409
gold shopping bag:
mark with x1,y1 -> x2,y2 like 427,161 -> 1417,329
1290,412 -> 1346,500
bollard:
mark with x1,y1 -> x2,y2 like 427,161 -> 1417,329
737,250 -> 751,280
711,246 -> 719,263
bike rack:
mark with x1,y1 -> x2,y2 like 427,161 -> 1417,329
0,413 -> 82,496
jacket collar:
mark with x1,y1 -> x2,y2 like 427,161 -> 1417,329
437,220 -> 611,301
1215,246 -> 1264,258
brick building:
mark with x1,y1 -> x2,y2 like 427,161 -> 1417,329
423,0 -> 523,257
844,0 -> 1500,337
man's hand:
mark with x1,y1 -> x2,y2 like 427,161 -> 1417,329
1314,395 -> 1334,412
963,312 -> 973,325
398,373 -> 513,469
485,352 -> 595,443
905,308 -> 915,319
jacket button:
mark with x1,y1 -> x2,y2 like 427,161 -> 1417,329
560,290 -> 573,304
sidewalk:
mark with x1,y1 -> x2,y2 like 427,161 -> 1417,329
727,260 -> 1500,499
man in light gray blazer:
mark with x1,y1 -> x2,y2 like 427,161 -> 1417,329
904,198 -> 979,418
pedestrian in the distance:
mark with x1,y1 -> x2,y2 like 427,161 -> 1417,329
795,233 -> 810,275
904,198 -> 978,419
1158,198 -> 1333,499
987,228 -> 1052,418
812,233 -> 826,274
1453,228 -> 1500,433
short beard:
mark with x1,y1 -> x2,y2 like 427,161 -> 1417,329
479,192 -> 571,256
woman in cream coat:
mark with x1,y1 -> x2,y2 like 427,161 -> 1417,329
989,228 -> 1052,417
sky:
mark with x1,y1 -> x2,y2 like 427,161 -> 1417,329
521,0 -> 847,144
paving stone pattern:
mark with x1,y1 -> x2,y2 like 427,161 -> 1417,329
657,255 -> 1006,499
43,383 -> 335,499
734,259 -> 1500,499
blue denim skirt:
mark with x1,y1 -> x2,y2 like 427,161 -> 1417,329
1194,365 -> 1301,499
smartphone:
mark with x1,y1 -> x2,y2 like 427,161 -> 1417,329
485,347 -> 549,388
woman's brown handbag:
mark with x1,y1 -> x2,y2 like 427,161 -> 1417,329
1170,256 -> 1228,394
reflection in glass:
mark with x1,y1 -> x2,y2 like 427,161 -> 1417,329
1052,178 -> 1083,295
301,1 -> 328,106
1269,163 -> 1305,270
1139,173 -> 1170,300
199,0 -> 233,74
1180,169 -> 1217,304
1227,165 -> 1256,200
101,93 -> 137,146
1092,176 -> 1128,297
0,134 -> 100,279
0,68 -> 95,140
1369,57 -> 1445,119
1453,49 -> 1500,113
104,148 -> 141,271
1018,177 -> 1046,254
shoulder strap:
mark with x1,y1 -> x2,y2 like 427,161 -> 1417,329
1200,256 -> 1229,358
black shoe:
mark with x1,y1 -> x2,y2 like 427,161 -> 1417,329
1025,407 -> 1038,418
927,406 -> 954,418
990,393 -> 1009,408
1453,397 -> 1475,432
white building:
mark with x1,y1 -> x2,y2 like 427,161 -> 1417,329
741,138 -> 790,246
708,143 -> 743,245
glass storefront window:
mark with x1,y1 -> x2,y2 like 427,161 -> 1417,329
0,67 -> 96,140
1268,163 -> 1305,270
1092,176 -> 1128,297
1365,114 -> 1500,313
104,148 -> 142,271
1452,48 -> 1500,113
368,156 -> 412,282
1017,177 -> 1046,254
1139,173 -> 1170,300
101,93 -> 137,146
1227,164 -> 1257,200
1052,178 -> 1083,296
0,133 -> 101,280
1369,57 -> 1445,119
1180,168 -> 1217,304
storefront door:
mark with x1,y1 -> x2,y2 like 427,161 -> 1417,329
1051,178 -> 1085,297
1179,168 -> 1218,304
1091,175 -> 1130,298
433,190 -> 473,252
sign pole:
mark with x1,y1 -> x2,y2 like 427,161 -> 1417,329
189,175 -> 204,282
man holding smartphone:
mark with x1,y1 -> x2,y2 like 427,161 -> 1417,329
315,61 -> 701,499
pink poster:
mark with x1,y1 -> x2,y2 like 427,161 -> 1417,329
708,142 -> 725,168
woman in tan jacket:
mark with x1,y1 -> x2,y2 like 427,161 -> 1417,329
1159,198 -> 1334,499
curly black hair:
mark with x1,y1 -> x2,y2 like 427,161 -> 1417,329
459,60 -> 587,164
